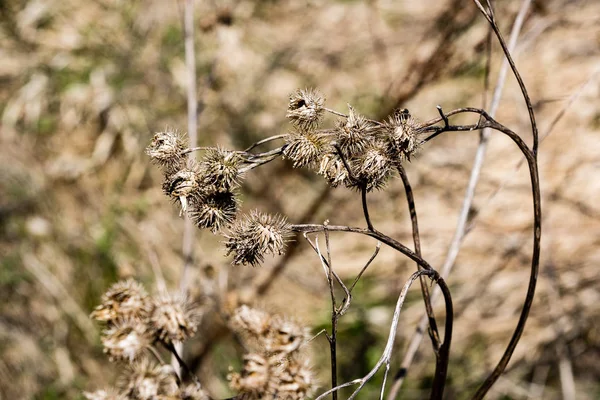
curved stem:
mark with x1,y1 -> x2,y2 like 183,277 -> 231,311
244,134 -> 288,152
361,186 -> 374,231
397,164 -> 440,352
417,107 -> 541,400
291,224 -> 434,272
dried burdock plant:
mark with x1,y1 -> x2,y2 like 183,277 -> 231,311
224,211 -> 292,267
91,279 -> 152,324
85,1 -> 543,399
286,88 -> 325,129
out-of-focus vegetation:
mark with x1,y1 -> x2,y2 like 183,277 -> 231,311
1,0 -> 600,398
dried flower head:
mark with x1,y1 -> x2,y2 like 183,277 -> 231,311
162,161 -> 201,214
286,88 -> 325,129
383,109 -> 421,161
199,147 -> 242,192
318,151 -> 349,187
228,353 -> 271,397
350,143 -> 392,192
225,211 -> 292,266
83,388 -> 126,400
270,356 -> 315,400
335,105 -> 375,155
91,279 -> 152,324
283,129 -> 330,169
188,191 -> 238,232
178,382 -> 210,400
230,305 -> 272,337
120,359 -> 178,400
150,293 -> 199,344
101,318 -> 152,363
265,315 -> 309,354
146,129 -> 187,173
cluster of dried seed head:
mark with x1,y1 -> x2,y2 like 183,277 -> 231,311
224,211 -> 292,266
283,90 -> 422,192
147,130 -> 243,233
87,280 -> 207,399
227,306 -> 315,399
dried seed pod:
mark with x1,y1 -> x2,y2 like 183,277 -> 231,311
334,105 -> 376,156
149,293 -> 200,344
101,318 -> 152,363
266,315 -> 309,354
383,109 -> 421,161
162,161 -> 202,214
91,279 -> 152,324
119,359 -> 178,400
230,305 -> 272,337
318,151 -> 350,187
199,147 -> 243,192
228,353 -> 271,397
188,190 -> 238,232
350,143 -> 392,192
269,356 -> 315,400
224,211 -> 292,267
286,88 -> 325,129
146,129 -> 187,173
283,129 -> 330,169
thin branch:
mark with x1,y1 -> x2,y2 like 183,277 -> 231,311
164,341 -> 201,386
349,242 -> 381,292
244,134 -> 288,152
396,164 -> 440,354
318,231 -> 339,400
314,270 -> 452,400
361,186 -> 374,231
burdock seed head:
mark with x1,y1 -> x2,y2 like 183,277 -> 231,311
119,359 -> 178,400
188,190 -> 238,233
101,318 -> 152,363
283,129 -> 330,169
162,160 -> 202,214
91,279 -> 152,324
199,147 -> 243,192
146,128 -> 187,173
224,211 -> 292,267
149,292 -> 200,344
383,109 -> 421,162
227,353 -> 271,396
335,105 -> 375,156
350,143 -> 392,192
286,88 -> 325,129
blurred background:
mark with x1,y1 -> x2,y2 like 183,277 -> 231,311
1,0 -> 599,398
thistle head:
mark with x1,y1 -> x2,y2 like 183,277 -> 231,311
119,359 -> 178,400
224,211 -> 292,267
199,147 -> 243,192
91,279 -> 152,324
146,129 -> 187,173
383,109 -> 421,161
350,143 -> 392,192
188,190 -> 238,233
283,129 -> 330,169
149,293 -> 200,344
101,318 -> 152,363
286,88 -> 325,129
334,105 -> 375,156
